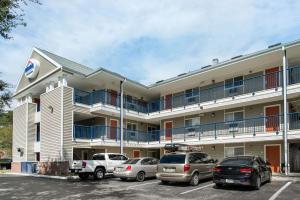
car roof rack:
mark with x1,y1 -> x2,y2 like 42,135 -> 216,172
164,143 -> 203,153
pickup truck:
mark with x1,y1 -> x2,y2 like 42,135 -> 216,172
70,153 -> 128,180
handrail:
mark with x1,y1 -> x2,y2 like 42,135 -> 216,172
74,112 -> 300,142
74,66 -> 300,113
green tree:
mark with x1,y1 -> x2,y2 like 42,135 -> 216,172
0,79 -> 11,112
0,0 -> 40,39
0,111 -> 12,158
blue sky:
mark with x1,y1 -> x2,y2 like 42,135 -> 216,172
1,0 -> 300,89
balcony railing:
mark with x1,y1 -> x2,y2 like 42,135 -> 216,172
74,66 -> 300,113
74,112 -> 300,143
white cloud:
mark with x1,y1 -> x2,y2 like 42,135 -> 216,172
1,0 -> 300,91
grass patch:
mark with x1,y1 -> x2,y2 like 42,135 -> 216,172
0,169 -> 10,174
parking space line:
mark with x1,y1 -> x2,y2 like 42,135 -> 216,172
179,183 -> 214,195
126,181 -> 160,190
268,181 -> 292,200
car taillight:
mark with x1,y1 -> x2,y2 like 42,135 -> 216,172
82,161 -> 87,168
240,167 -> 253,173
213,167 -> 221,172
125,165 -> 132,171
184,164 -> 190,172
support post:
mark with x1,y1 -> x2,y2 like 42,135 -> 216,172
120,79 -> 126,155
282,46 -> 289,175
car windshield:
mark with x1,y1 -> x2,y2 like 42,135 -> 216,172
221,158 -> 252,166
160,154 -> 186,164
124,159 -> 140,164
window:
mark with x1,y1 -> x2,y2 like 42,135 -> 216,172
185,117 -> 200,127
220,157 -> 252,165
108,154 -> 128,160
185,87 -> 199,104
225,76 -> 243,89
93,154 -> 105,160
224,146 -> 245,157
36,123 -> 40,142
225,111 -> 244,122
141,158 -> 152,165
160,154 -> 186,164
36,152 -> 40,161
124,159 -> 140,164
127,123 -> 137,138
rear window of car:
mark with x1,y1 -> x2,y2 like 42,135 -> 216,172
93,154 -> 105,160
220,158 -> 252,166
160,154 -> 186,164
124,159 -> 140,164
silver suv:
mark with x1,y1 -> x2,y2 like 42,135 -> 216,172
157,149 -> 216,186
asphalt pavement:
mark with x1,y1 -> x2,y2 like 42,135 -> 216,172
0,174 -> 299,200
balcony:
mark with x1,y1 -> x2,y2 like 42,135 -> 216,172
73,112 -> 300,145
74,66 -> 300,115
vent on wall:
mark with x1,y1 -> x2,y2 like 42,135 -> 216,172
202,65 -> 212,69
231,55 -> 243,60
177,73 -> 187,77
268,43 -> 281,48
156,80 -> 164,84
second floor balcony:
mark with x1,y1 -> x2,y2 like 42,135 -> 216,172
73,112 -> 300,144
74,66 -> 300,115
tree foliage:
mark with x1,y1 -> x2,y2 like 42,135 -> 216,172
0,0 -> 40,39
0,111 -> 12,158
0,78 -> 11,113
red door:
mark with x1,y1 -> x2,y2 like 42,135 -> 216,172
110,90 -> 118,106
110,119 -> 118,139
165,94 -> 172,109
165,122 -> 173,140
265,67 -> 279,89
133,150 -> 140,158
265,106 -> 280,132
266,145 -> 280,173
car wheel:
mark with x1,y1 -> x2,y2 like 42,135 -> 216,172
190,173 -> 200,186
120,178 -> 127,181
94,168 -> 104,180
254,176 -> 261,190
215,183 -> 223,188
161,180 -> 169,185
136,172 -> 145,182
78,173 -> 89,180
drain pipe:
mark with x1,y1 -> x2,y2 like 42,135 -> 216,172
120,78 -> 126,155
282,46 -> 288,175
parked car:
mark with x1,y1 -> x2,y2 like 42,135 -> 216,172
213,156 -> 272,190
156,144 -> 216,186
70,153 -> 128,180
113,157 -> 158,182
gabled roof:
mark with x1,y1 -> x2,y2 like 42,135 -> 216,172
35,48 -> 94,76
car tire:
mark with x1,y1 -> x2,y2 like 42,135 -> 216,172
94,168 -> 105,180
215,183 -> 223,188
78,173 -> 89,180
254,176 -> 261,190
136,171 -> 145,182
120,178 -> 127,181
190,173 -> 200,186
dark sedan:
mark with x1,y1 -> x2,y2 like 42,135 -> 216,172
213,156 -> 272,190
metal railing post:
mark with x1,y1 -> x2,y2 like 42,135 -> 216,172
214,123 -> 217,139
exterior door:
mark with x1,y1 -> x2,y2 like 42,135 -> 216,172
265,145 -> 280,173
265,106 -> 280,132
110,119 -> 118,140
165,94 -> 172,109
133,150 -> 140,158
165,121 -> 173,140
265,67 -> 279,89
110,90 -> 118,106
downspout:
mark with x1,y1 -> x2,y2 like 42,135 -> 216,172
120,78 -> 126,154
282,46 -> 288,175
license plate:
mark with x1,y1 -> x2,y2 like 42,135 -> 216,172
116,168 -> 123,172
225,179 -> 234,183
163,168 -> 175,173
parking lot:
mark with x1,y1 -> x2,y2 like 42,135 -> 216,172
0,174 -> 299,200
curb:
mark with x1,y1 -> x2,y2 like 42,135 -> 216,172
3,173 -> 78,180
